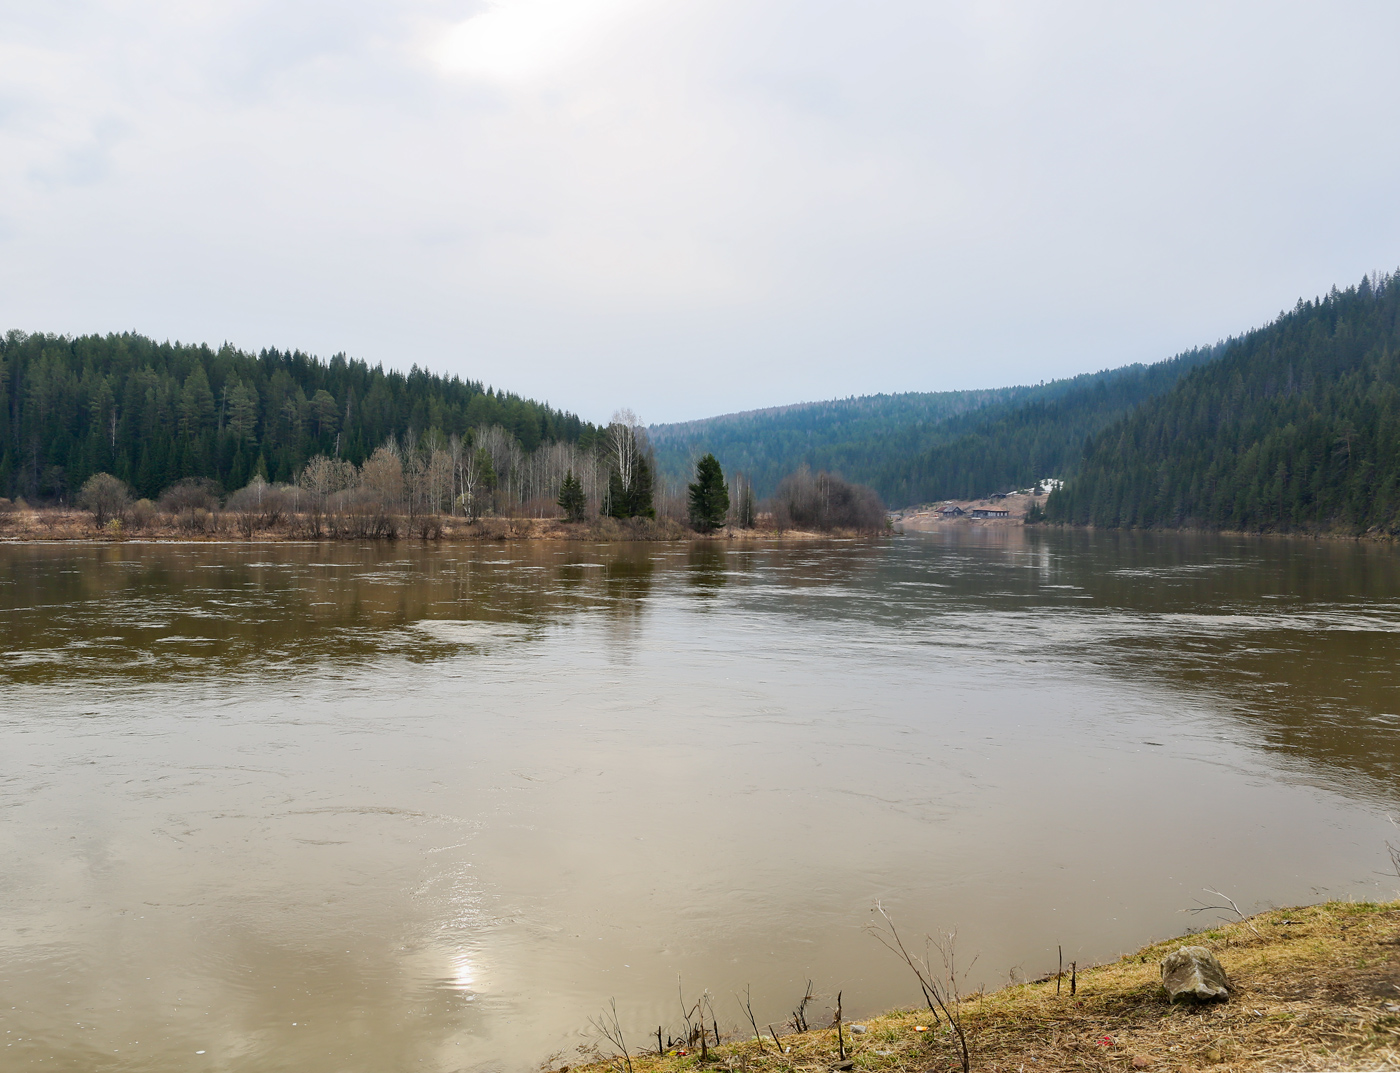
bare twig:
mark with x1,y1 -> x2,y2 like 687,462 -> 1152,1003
1378,815 -> 1400,891
791,980 -> 814,1032
1188,887 -> 1263,937
869,902 -> 972,1073
589,999 -> 635,1073
834,990 -> 846,1061
699,990 -> 719,1053
737,985 -> 767,1052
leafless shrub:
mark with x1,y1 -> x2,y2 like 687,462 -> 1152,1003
226,478 -> 294,537
413,513 -> 444,540
174,506 -> 218,534
770,467 -> 885,532
129,498 -> 156,531
159,477 -> 222,513
78,473 -> 132,528
870,902 -> 973,1073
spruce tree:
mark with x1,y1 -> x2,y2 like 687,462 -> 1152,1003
630,453 -> 656,518
558,469 -> 587,522
687,453 -> 729,531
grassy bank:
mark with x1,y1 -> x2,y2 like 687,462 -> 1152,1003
573,901 -> 1400,1073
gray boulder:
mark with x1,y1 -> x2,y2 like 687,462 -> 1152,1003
1160,946 -> 1229,1002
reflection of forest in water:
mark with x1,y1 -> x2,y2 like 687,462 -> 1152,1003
0,542 -> 666,682
878,528 -> 1400,803
3,533 -> 1399,801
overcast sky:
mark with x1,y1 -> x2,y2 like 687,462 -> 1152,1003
3,2 -> 1399,424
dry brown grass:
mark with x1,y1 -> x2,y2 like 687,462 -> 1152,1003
0,508 -> 861,543
569,901 -> 1400,1073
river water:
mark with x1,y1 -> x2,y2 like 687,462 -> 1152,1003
2,529 -> 1398,1072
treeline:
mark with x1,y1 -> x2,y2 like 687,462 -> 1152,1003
1046,273 -> 1400,533
56,410 -> 888,537
0,331 -> 593,501
649,357 -> 1215,508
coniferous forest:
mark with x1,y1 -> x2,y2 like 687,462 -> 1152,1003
7,271 -> 1400,536
0,331 -> 593,500
650,354 -> 1216,506
1046,274 -> 1400,533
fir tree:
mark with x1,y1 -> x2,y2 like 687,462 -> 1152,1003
630,453 -> 655,518
687,453 -> 729,531
558,469 -> 587,522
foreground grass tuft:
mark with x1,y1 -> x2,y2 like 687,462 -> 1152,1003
568,901 -> 1400,1073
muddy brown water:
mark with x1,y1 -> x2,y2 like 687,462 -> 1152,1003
1,529 -> 1398,1072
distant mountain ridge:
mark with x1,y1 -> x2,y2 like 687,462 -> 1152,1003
649,386 -> 1033,500
650,350 -> 1220,508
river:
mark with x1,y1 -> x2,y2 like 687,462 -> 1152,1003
1,529 -> 1397,1071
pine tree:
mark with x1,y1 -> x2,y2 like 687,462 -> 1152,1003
687,453 -> 729,531
558,469 -> 586,522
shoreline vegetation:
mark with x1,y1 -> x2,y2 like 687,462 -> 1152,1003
570,901 -> 1400,1073
0,426 -> 889,543
0,506 -> 873,543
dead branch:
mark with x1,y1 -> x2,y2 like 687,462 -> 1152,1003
737,985 -> 767,1053
1188,887 -> 1263,937
588,999 -> 635,1073
791,979 -> 814,1032
869,902 -> 972,1073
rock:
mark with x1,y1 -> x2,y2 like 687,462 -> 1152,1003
1131,1056 -> 1152,1069
1160,946 -> 1229,1002
849,1025 -> 867,1034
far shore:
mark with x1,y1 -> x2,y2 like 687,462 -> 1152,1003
570,899 -> 1400,1073
0,507 -> 880,544
894,488 -> 1048,531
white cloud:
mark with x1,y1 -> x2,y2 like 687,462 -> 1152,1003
431,0 -> 654,85
1,2 -> 1400,422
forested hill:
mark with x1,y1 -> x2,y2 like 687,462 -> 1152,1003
1046,275 -> 1400,532
0,331 -> 593,500
649,388 -> 1033,500
650,352 -> 1218,508
875,349 -> 1220,505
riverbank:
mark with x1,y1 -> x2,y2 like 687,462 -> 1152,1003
0,508 -> 873,543
894,490 -> 1048,531
573,901 -> 1400,1073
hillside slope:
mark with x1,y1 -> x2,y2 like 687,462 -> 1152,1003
0,331 -> 593,500
1047,274 -> 1400,532
651,353 -> 1217,509
648,387 -> 1033,500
